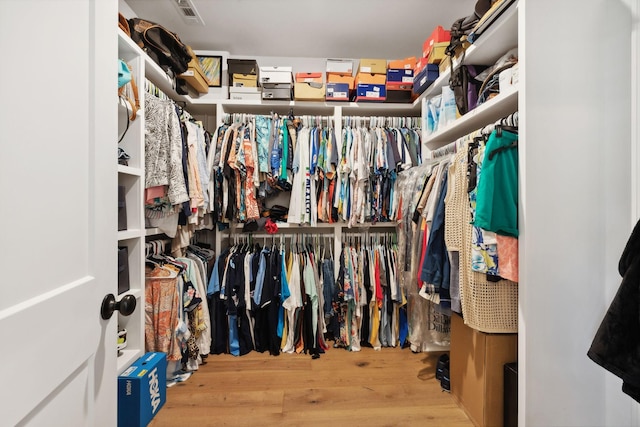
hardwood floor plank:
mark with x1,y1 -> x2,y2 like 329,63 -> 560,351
149,347 -> 472,427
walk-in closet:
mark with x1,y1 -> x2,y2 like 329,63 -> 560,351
3,0 -> 640,426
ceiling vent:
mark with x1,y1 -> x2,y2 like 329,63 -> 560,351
172,0 -> 205,26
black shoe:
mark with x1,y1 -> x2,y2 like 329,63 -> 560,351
440,367 -> 451,392
436,353 -> 449,381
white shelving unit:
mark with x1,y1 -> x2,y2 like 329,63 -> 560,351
414,0 -> 519,153
117,30 -> 147,374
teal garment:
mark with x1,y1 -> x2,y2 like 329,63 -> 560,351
473,130 -> 519,237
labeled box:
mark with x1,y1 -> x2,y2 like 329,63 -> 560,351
118,352 -> 167,427
423,25 -> 451,59
388,56 -> 417,70
181,67 -> 209,93
262,84 -> 292,100
415,56 -> 430,75
295,72 -> 323,84
325,82 -> 350,101
260,66 -> 293,85
356,83 -> 386,101
228,58 -> 259,88
180,46 -> 209,94
326,59 -> 354,75
231,73 -> 258,88
294,82 -> 325,101
358,58 -> 387,75
412,64 -> 439,96
229,86 -> 261,101
386,68 -> 414,83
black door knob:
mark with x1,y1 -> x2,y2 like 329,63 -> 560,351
101,294 -> 137,319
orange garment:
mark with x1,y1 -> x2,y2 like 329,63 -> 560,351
145,266 -> 182,361
497,235 -> 519,282
243,132 -> 260,220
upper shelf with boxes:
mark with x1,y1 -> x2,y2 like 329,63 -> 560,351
416,0 -> 520,149
125,0 -> 518,123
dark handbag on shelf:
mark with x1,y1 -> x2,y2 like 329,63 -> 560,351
449,64 -> 486,115
445,0 -> 492,59
128,17 -> 192,76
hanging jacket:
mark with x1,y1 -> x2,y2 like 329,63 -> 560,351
587,219 -> 640,403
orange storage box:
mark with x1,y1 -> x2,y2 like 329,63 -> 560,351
327,74 -> 355,90
295,72 -> 323,84
388,57 -> 417,70
355,73 -> 386,86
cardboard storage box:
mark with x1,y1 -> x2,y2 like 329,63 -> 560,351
388,56 -> 417,70
326,59 -> 354,75
118,352 -> 167,427
229,86 -> 262,101
325,82 -> 350,101
423,25 -> 451,58
412,64 -> 439,96
232,73 -> 258,88
262,84 -> 292,100
228,58 -> 259,88
181,67 -> 209,93
450,313 -> 517,427
428,42 -> 449,64
415,56 -> 430,75
295,72 -> 323,84
356,83 -> 386,101
327,74 -> 355,90
358,58 -> 387,75
387,69 -> 414,84
294,82 -> 325,101
439,55 -> 452,74
260,66 -> 293,85
180,46 -> 209,94
355,73 -> 386,86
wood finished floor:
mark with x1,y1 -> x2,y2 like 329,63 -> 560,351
149,347 -> 473,427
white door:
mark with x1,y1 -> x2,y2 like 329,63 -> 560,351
0,0 -> 119,425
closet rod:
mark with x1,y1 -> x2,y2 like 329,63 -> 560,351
342,115 -> 420,128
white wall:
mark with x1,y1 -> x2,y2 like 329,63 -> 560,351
520,0 -> 636,425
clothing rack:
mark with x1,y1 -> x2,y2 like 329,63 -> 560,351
481,111 -> 519,136
429,111 -> 519,160
342,115 -> 421,128
342,231 -> 398,245
300,115 -> 333,128
145,78 -> 170,101
145,239 -> 172,257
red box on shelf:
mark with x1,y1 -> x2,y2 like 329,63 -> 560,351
422,25 -> 451,59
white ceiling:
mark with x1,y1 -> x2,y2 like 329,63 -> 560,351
122,0 -> 478,59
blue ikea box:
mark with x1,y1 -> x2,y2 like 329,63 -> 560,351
118,352 -> 167,427
326,82 -> 350,101
356,83 -> 386,101
412,64 -> 439,96
387,68 -> 414,83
